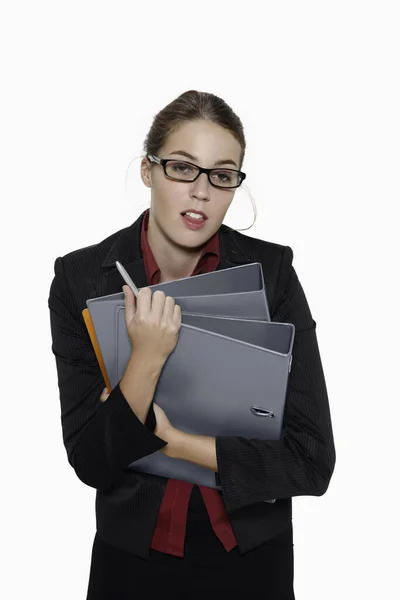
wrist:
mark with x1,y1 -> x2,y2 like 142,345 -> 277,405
162,427 -> 182,458
129,348 -> 167,373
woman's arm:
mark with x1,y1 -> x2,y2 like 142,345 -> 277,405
213,245 -> 336,513
48,256 -> 168,493
163,429 -> 218,472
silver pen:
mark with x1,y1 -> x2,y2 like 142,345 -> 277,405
115,260 -> 139,297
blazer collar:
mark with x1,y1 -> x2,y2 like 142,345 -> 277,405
100,210 -> 251,293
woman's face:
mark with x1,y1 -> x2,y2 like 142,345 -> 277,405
140,119 -> 242,251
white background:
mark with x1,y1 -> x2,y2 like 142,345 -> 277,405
1,1 -> 399,598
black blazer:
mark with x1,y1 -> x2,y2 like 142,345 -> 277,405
48,210 -> 336,559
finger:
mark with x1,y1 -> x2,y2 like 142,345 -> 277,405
172,303 -> 182,328
161,295 -> 177,324
100,387 -> 110,402
136,287 -> 152,320
123,285 -> 137,327
149,289 -> 168,322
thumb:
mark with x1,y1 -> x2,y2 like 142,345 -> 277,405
123,285 -> 136,327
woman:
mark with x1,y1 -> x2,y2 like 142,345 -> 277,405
48,90 -> 336,599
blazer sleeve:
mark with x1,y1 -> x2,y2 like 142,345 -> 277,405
48,256 -> 167,492
215,246 -> 336,514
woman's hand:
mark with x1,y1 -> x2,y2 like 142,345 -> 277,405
153,403 -> 175,447
123,285 -> 182,362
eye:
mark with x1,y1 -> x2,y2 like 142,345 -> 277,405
170,161 -> 196,174
212,170 -> 234,183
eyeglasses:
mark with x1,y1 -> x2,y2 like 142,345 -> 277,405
146,154 -> 246,189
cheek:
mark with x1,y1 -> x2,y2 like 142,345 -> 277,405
215,195 -> 234,216
152,182 -> 183,212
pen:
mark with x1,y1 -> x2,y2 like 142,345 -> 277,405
115,260 -> 139,297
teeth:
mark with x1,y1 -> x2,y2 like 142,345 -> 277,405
184,211 -> 204,220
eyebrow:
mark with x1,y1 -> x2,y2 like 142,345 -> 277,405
168,150 -> 238,168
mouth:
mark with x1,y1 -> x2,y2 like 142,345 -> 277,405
180,209 -> 208,220
180,211 -> 208,230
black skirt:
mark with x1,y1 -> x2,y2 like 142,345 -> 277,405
86,487 -> 295,599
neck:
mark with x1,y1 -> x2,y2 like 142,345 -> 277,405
147,214 -> 205,282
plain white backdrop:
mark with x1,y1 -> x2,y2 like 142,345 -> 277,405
1,1 -> 399,598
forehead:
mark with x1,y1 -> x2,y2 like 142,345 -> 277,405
163,120 -> 241,164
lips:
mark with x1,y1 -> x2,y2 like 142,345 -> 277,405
181,213 -> 207,230
180,209 -> 208,220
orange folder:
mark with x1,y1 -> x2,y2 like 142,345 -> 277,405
82,308 -> 111,393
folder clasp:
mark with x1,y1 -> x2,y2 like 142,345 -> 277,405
250,406 -> 275,418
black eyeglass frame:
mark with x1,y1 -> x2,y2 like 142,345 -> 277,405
146,154 -> 246,189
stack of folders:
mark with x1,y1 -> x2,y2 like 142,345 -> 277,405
82,262 -> 295,500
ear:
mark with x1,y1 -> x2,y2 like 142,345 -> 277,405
141,157 -> 152,188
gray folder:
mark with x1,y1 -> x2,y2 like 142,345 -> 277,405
86,263 -> 294,492
87,313 -> 294,490
86,262 -> 271,323
121,314 -> 294,491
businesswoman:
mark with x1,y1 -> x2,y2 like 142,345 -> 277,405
48,90 -> 336,599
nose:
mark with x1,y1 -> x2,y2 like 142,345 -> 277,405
191,171 -> 211,200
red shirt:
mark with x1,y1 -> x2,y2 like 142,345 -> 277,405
140,209 -> 237,557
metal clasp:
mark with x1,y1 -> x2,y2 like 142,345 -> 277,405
249,406 -> 275,418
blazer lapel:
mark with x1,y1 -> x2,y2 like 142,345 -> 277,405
216,220 -> 251,271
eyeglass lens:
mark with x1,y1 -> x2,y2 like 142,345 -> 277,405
165,160 -> 240,188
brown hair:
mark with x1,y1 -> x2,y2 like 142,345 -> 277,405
142,90 -> 246,170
